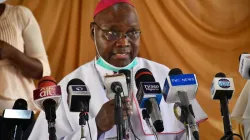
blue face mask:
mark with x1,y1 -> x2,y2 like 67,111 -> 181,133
93,28 -> 138,72
96,56 -> 138,72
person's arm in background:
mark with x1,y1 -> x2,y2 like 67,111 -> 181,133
0,5 -> 50,79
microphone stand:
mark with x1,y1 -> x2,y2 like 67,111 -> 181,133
44,99 -> 57,140
178,91 -> 199,140
114,92 -> 123,140
142,109 -> 159,140
178,105 -> 192,140
217,96 -> 243,140
111,82 -> 124,140
186,124 -> 192,140
79,102 -> 88,140
220,96 -> 233,140
48,121 -> 57,140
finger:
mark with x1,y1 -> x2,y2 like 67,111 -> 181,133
123,104 -> 132,111
123,115 -> 128,120
122,98 -> 131,106
123,109 -> 133,116
122,97 -> 131,102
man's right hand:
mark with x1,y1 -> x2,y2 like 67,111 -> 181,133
95,97 -> 133,136
0,40 -> 15,60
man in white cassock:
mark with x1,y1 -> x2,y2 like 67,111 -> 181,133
28,0 -> 208,139
231,80 -> 250,140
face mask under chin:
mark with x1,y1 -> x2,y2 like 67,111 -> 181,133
96,55 -> 137,72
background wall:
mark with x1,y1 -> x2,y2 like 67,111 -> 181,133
7,0 -> 250,139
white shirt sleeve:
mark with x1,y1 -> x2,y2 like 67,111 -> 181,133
19,6 -> 51,76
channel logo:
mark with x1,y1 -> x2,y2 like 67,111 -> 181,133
218,79 -> 230,88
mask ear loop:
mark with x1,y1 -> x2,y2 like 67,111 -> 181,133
93,27 -> 101,58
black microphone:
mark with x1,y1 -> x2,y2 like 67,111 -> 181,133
13,98 -> 28,110
110,81 -> 124,140
10,99 -> 27,140
118,70 -> 131,139
1,98 -> 34,140
66,78 -> 92,139
66,78 -> 91,113
211,72 -> 235,140
135,68 -> 164,132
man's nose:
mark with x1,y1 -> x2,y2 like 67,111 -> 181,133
116,36 -> 130,47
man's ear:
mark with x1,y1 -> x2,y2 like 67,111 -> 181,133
90,22 -> 94,40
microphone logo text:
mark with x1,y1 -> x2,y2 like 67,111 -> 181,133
144,85 -> 159,91
39,86 -> 57,97
171,78 -> 195,83
218,79 -> 230,88
142,82 -> 161,93
169,74 -> 197,86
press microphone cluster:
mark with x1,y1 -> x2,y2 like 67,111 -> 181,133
0,98 -> 34,140
33,76 -> 62,140
135,68 -> 164,133
163,68 -> 199,140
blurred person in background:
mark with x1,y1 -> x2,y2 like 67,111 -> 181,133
0,0 -> 51,117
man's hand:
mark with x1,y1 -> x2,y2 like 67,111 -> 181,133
95,97 -> 133,136
0,40 -> 15,60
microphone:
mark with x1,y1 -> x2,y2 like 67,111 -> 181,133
211,72 -> 235,140
163,68 -> 198,103
9,99 -> 27,140
1,99 -> 34,140
66,78 -> 91,139
239,53 -> 250,79
13,98 -> 27,110
105,75 -> 127,140
3,99 -> 32,120
118,70 -> 132,139
164,68 -> 199,140
66,78 -> 91,113
111,82 -> 123,94
33,76 -> 61,140
104,73 -> 128,100
135,68 -> 164,132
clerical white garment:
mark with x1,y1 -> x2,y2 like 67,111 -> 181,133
231,80 -> 250,140
28,57 -> 207,140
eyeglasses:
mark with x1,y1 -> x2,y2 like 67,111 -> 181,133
91,22 -> 141,41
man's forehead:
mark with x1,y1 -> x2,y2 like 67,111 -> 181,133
95,9 -> 139,28
94,3 -> 138,25
94,0 -> 134,17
